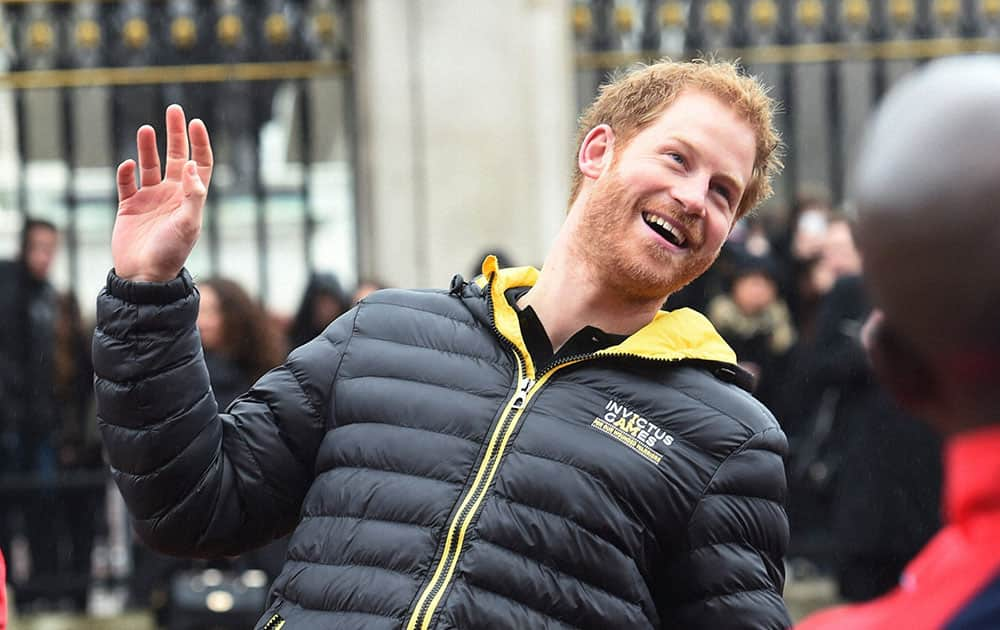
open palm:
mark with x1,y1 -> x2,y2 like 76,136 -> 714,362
112,104 -> 214,282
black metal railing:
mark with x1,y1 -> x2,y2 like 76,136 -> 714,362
0,0 -> 356,609
572,0 -> 1000,207
0,0 -> 357,304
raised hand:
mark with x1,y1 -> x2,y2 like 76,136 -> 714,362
111,104 -> 214,282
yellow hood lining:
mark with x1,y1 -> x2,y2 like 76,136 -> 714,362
479,255 -> 737,379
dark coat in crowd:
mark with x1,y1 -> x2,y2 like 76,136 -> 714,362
204,350 -> 253,411
0,547 -> 6,629
93,261 -> 791,629
706,252 -> 795,412
287,272 -> 348,351
785,275 -> 942,599
0,260 -> 59,470
0,261 -> 96,607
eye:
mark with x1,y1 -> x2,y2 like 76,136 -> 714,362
711,183 -> 732,203
667,152 -> 685,166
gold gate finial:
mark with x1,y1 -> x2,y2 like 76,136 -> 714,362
123,17 -> 149,50
751,0 -> 778,28
706,0 -> 733,29
171,16 -> 197,49
797,0 -> 823,28
29,20 -> 55,52
217,14 -> 243,47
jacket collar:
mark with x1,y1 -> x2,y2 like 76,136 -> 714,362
476,255 -> 738,378
945,424 -> 1000,525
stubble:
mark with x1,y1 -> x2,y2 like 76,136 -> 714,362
577,170 -> 719,303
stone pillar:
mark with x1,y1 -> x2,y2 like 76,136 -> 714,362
352,0 -> 574,288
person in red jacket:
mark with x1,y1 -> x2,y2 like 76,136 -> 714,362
797,55 -> 1000,629
1,547 -> 7,630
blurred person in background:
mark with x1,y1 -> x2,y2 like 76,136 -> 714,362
663,238 -> 741,313
0,218 -> 62,606
197,277 -> 288,408
813,217 -> 938,602
707,251 -> 795,411
52,290 -> 102,611
287,272 -> 349,351
772,194 -> 833,342
779,212 -> 936,581
792,261 -> 940,599
53,291 -> 99,473
785,196 -> 830,264
775,212 -> 858,566
131,275 -> 289,625
93,58 -> 791,629
799,56 -> 1000,628
351,278 -> 388,305
0,548 -> 5,629
812,216 -> 862,295
0,230 -> 101,611
664,204 -> 771,315
782,214 -> 863,436
740,214 -> 775,258
0,219 -> 60,470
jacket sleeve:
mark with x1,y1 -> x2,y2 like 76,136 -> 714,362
93,269 -> 354,558
659,425 -> 792,629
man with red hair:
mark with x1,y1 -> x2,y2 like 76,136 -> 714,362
93,59 -> 791,629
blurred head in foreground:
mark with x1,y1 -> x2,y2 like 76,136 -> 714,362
854,55 -> 1000,436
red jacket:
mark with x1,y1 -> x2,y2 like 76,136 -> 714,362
1,546 -> 6,630
797,425 -> 1000,629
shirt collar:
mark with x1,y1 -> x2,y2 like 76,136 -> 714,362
478,254 -> 739,380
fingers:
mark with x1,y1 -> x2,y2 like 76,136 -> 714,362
188,118 -> 214,187
130,105 -> 208,191
136,125 -> 161,187
116,160 -> 137,203
164,104 -> 190,182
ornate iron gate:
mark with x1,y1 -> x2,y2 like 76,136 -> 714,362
0,0 -> 357,310
572,0 -> 1000,209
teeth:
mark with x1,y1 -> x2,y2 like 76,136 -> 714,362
642,212 -> 686,246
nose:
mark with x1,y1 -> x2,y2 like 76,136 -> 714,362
672,176 -> 708,217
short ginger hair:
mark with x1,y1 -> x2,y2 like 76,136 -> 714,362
570,58 -> 783,219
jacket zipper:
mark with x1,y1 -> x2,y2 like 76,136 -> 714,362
408,354 -> 604,629
406,279 -> 538,630
406,351 -> 533,630
406,282 -> 697,629
262,612 -> 285,630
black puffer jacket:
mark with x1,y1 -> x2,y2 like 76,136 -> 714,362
94,258 -> 790,630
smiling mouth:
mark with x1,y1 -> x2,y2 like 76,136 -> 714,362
642,211 -> 688,248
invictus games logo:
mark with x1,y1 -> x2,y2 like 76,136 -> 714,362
591,399 -> 674,464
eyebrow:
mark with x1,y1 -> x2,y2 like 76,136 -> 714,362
668,137 -> 746,197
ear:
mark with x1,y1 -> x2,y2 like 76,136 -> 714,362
864,312 -> 939,416
578,124 -> 615,181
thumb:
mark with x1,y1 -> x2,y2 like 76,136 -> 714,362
179,160 -> 207,236
182,160 -> 207,200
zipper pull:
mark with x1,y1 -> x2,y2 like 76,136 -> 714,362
511,377 -> 534,409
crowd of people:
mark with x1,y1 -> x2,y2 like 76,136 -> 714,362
2,53 -> 998,629
668,197 -> 943,601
